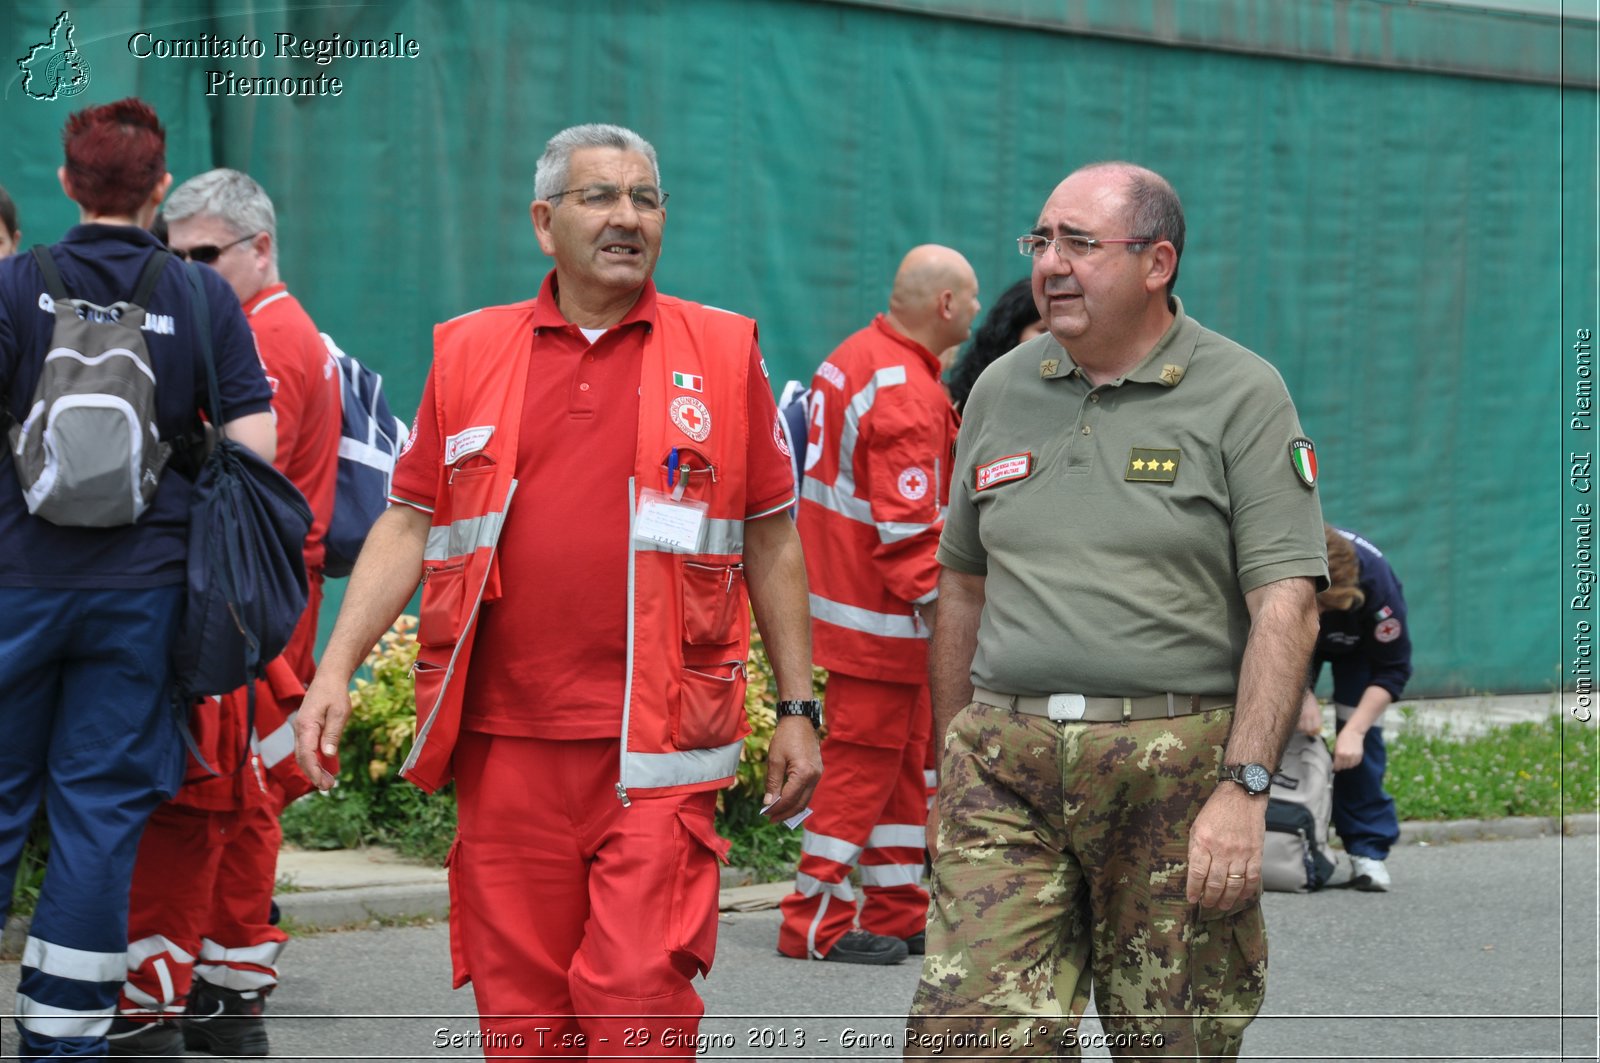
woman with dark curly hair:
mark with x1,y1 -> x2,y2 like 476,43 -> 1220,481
944,278 -> 1045,411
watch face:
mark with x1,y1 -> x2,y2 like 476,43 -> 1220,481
1241,763 -> 1272,794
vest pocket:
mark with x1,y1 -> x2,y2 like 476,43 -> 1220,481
674,661 -> 746,749
682,562 -> 745,646
418,561 -> 469,647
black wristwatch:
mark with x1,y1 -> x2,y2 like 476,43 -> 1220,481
1219,762 -> 1272,796
775,699 -> 823,730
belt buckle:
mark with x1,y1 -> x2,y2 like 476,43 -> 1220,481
1046,693 -> 1086,722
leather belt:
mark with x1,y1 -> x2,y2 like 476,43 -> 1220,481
972,687 -> 1234,723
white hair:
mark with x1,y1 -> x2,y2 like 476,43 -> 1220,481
534,124 -> 660,202
163,168 -> 278,265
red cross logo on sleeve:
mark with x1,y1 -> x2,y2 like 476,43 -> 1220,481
897,466 -> 929,501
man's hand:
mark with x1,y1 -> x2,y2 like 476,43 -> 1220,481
1185,784 -> 1266,911
1298,689 -> 1324,736
762,716 -> 822,820
1332,726 -> 1366,771
295,675 -> 352,791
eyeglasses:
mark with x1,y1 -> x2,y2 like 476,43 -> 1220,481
172,232 -> 257,264
548,184 -> 669,212
1017,234 -> 1153,259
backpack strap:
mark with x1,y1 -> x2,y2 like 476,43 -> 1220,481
29,245 -> 68,302
130,248 -> 172,307
185,262 -> 224,428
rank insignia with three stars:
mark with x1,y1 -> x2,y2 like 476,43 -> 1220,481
1126,448 -> 1180,483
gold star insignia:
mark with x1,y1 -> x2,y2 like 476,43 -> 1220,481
1132,459 -> 1146,471
1040,358 -> 1061,378
1160,364 -> 1184,386
1162,459 -> 1176,472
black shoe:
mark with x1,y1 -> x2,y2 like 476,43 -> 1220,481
903,931 -> 926,955
822,929 -> 909,965
182,981 -> 269,1057
106,1016 -> 185,1056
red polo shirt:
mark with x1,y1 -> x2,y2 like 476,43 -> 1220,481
242,283 -> 340,575
391,273 -> 794,739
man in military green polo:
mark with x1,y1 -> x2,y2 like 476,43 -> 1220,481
905,162 -> 1327,1059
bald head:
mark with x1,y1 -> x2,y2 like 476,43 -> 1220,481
885,244 -> 981,355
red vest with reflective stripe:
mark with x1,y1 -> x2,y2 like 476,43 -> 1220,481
798,319 -> 956,684
401,295 -> 756,798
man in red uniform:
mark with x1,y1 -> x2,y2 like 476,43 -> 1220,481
296,123 -> 821,1059
777,246 -> 978,964
110,169 -> 340,1057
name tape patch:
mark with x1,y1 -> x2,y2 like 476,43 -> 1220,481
444,425 -> 494,465
975,453 -> 1032,492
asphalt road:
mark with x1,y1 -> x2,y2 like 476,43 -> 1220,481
1,833 -> 1594,1061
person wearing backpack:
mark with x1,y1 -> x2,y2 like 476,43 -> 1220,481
1298,524 -> 1413,892
109,169 -> 342,1057
0,99 -> 275,1061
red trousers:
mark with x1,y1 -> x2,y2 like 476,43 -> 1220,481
120,796 -> 287,1016
450,733 -> 729,1060
120,576 -> 320,1016
777,672 -> 931,958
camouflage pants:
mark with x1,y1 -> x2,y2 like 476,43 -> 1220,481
906,703 -> 1266,1061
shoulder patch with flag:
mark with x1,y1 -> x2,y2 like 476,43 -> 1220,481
1289,438 -> 1318,488
672,371 -> 703,392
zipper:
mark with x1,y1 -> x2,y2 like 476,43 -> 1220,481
617,475 -> 637,806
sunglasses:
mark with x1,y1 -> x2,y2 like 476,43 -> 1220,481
171,232 -> 256,264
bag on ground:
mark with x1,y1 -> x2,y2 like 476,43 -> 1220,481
321,332 -> 407,578
7,245 -> 172,526
171,264 -> 310,698
1262,731 -> 1341,892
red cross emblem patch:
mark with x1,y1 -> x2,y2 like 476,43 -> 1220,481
669,396 -> 712,442
898,466 -> 929,501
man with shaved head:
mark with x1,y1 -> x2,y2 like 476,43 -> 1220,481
777,245 -> 977,965
907,164 -> 1325,1057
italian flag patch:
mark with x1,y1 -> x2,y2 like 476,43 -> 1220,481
672,371 -> 703,392
1289,438 -> 1318,488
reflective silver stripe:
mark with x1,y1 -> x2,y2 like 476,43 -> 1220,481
120,983 -> 163,1011
912,587 -> 938,606
423,510 -> 507,562
878,519 -> 941,544
404,479 -> 519,777
809,593 -> 924,639
23,936 -> 124,982
801,830 -> 862,866
619,478 -> 640,800
193,964 -> 277,991
127,934 -> 194,968
923,769 -> 939,788
806,893 -> 832,960
802,476 -> 873,522
794,871 -> 856,902
15,994 -> 113,1038
621,739 -> 743,791
858,862 -> 926,888
197,938 -> 286,967
339,435 -> 397,473
633,516 -> 745,556
254,712 -> 296,769
866,824 -> 926,850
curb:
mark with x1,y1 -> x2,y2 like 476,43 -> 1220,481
1397,812 -> 1597,845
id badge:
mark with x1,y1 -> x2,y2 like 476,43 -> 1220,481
634,488 -> 708,552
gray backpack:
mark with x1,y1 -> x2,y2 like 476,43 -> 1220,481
1262,732 -> 1341,892
9,246 -> 173,526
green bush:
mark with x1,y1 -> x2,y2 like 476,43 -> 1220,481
283,614 -> 821,876
282,616 -> 457,865
1387,714 -> 1598,821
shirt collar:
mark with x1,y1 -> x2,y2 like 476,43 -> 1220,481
532,270 -> 658,333
60,223 -> 163,248
871,314 -> 942,378
241,282 -> 288,316
1043,295 -> 1198,389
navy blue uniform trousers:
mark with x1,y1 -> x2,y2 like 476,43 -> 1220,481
0,586 -> 184,1058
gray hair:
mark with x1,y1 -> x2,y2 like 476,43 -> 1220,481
534,124 -> 661,202
1077,161 -> 1186,295
163,168 -> 278,264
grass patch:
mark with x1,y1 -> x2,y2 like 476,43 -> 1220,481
1388,715 -> 1599,821
718,802 -> 803,883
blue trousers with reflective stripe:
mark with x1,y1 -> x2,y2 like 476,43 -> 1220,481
0,586 -> 185,1058
1331,719 -> 1400,861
